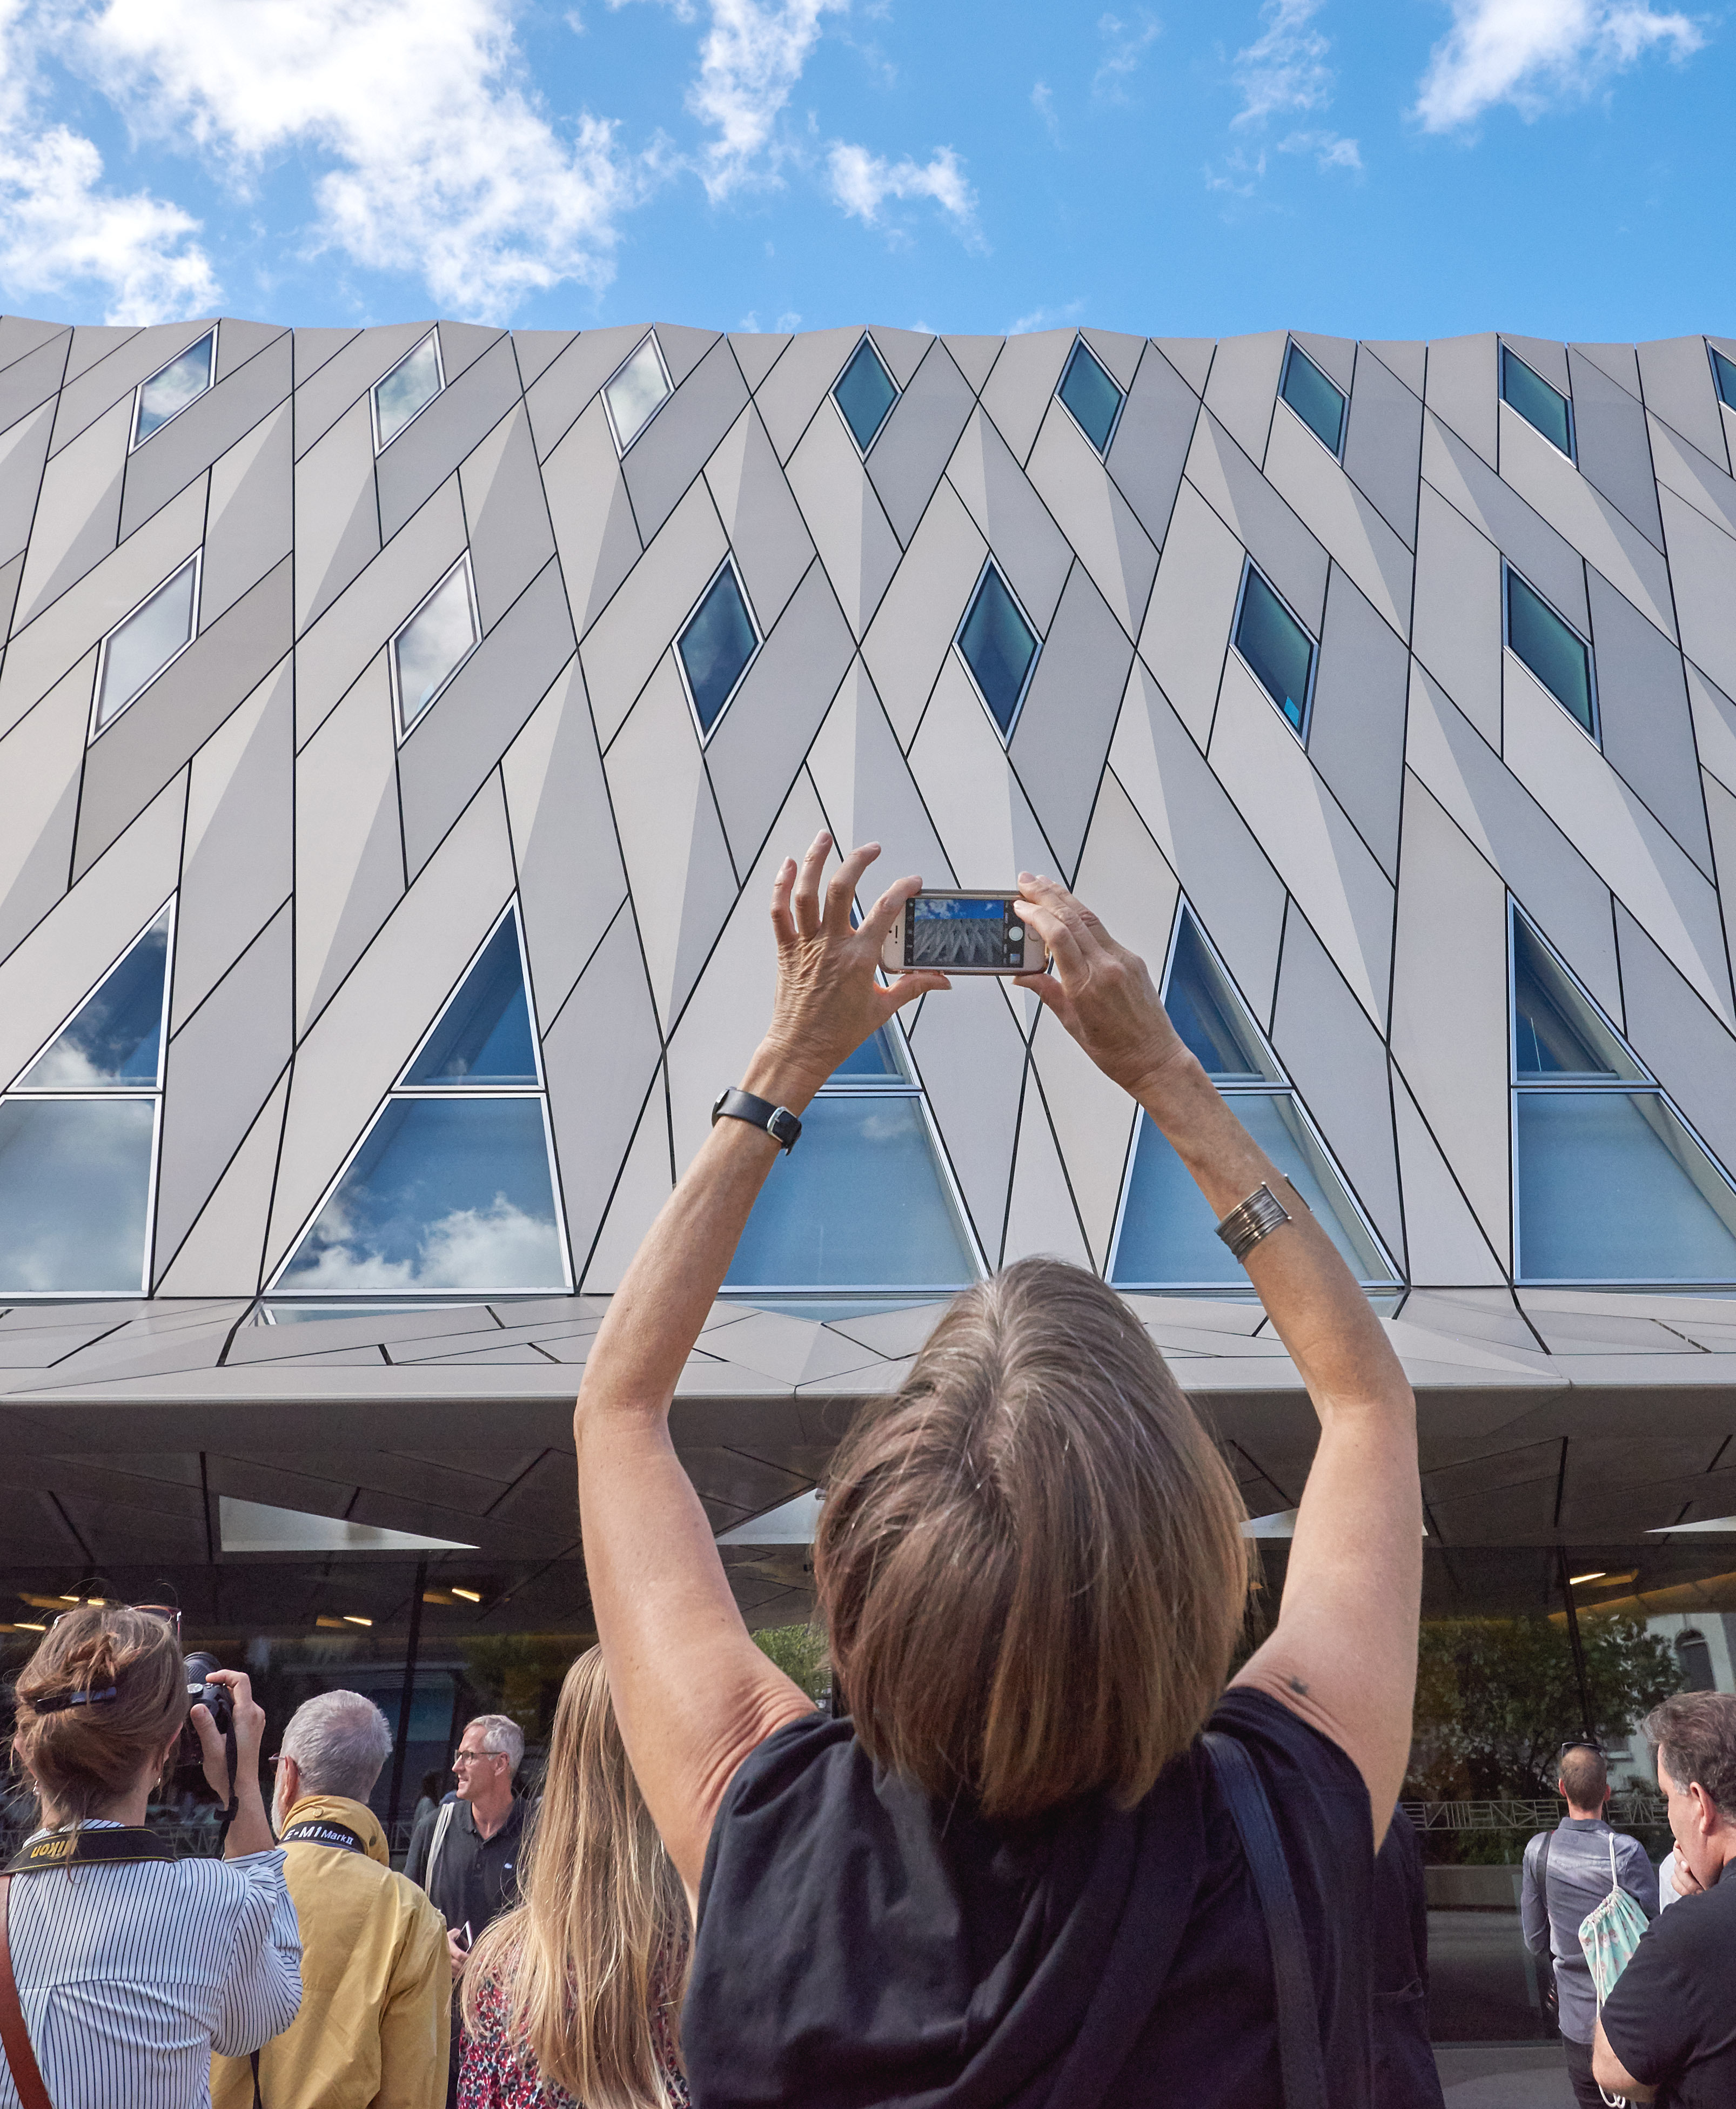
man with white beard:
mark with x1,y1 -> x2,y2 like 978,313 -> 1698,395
212,1689 -> 450,2109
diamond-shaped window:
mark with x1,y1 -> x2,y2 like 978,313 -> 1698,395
833,335 -> 899,453
604,334 -> 671,453
374,333 -> 443,451
1056,338 -> 1123,456
1233,564 -> 1314,737
956,565 -> 1039,738
93,558 -> 198,737
679,562 -> 758,736
1279,341 -> 1345,456
133,330 -> 215,448
1500,345 -> 1573,457
1506,568 -> 1595,738
392,559 -> 480,735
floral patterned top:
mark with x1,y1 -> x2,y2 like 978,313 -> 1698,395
458,1969 -> 689,2109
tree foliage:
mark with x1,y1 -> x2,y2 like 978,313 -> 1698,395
753,1623 -> 830,1703
1408,1613 -> 1683,1801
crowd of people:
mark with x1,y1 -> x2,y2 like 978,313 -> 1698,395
2,843 -> 1734,2109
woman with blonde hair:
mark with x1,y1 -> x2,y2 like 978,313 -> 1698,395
574,835 -> 1424,2108
458,1647 -> 687,2109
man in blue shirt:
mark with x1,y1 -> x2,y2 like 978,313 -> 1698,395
1520,1741 -> 1658,2107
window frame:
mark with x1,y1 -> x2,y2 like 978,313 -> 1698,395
88,552 -> 203,743
1105,902 -> 1398,1293
1054,333 -> 1126,459
1277,338 -> 1347,463
129,326 -> 218,452
1499,342 -> 1576,462
1507,900 -> 1736,1286
953,556 -> 1043,747
1229,554 -> 1318,745
1707,341 -> 1736,415
389,552 -> 482,742
674,554 -> 762,747
601,330 -> 673,458
371,330 -> 446,455
830,331 -> 901,459
1502,560 -> 1600,748
268,896 -> 575,1303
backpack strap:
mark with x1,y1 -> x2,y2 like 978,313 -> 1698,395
425,1800 -> 457,1907
1203,1733 -> 1329,2109
0,1874 -> 53,2109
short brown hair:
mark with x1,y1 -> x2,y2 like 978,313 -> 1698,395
815,1258 -> 1251,1822
1559,1745 -> 1607,1808
1643,1691 -> 1736,1818
11,1606 -> 186,1822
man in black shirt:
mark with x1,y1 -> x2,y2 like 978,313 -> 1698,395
405,1712 -> 532,2105
1597,1692 -> 1736,2107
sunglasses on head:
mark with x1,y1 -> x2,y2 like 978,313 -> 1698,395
1559,1739 -> 1605,1758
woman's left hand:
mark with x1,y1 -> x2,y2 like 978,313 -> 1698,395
747,831 -> 950,1111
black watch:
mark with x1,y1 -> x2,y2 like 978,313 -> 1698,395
711,1087 -> 802,1152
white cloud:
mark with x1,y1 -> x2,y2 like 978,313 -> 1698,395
1031,78 -> 1061,142
1008,298 -> 1084,335
683,0 -> 847,198
1414,0 -> 1704,130
1279,126 -> 1362,168
0,0 -> 215,323
1231,0 -> 1333,125
826,141 -> 978,239
1093,11 -> 1161,102
75,0 -> 644,320
287,1193 -> 565,1291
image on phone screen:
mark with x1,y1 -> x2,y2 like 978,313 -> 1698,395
907,897 -> 1022,970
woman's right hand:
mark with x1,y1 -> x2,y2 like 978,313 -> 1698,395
1013,873 -> 1192,1104
191,1669 -> 266,1800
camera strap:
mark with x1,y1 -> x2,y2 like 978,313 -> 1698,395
0,1875 -> 54,2109
278,1818 -> 367,1854
4,1826 -> 175,1874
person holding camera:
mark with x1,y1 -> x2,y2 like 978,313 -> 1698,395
1,1604 -> 301,2108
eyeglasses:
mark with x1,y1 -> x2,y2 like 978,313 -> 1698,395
1559,1739 -> 1605,1758
450,1750 -> 502,1767
49,1601 -> 181,1641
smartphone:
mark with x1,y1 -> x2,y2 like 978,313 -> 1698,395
881,891 -> 1049,976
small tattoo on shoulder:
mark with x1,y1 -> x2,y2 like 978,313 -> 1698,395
1289,1676 -> 1310,1696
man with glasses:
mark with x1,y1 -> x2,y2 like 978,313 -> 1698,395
1521,1739 -> 1658,2107
404,1715 -> 528,2107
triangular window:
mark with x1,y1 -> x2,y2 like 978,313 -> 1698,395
273,904 -> 571,1297
725,1015 -> 980,1299
0,903 -> 173,1294
1109,905 -> 1397,1291
1511,904 -> 1736,1284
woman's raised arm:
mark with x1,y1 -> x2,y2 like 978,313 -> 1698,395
1014,875 -> 1421,1836
574,834 -> 949,1897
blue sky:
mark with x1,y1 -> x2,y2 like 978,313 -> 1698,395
0,0 -> 1728,341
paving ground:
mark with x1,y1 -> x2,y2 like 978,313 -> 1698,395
1427,1909 -> 1572,2106
1434,2044 -> 1572,2106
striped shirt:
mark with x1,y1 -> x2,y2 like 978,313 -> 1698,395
1,1823 -> 302,2109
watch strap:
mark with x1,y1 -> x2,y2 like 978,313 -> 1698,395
712,1087 -> 802,1152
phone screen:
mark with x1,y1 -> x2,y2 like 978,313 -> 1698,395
904,895 -> 1028,970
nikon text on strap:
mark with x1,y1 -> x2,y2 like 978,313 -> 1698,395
278,1818 -> 367,1853
5,1825 -> 175,1875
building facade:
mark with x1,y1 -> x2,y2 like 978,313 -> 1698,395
3,313 -> 1736,1798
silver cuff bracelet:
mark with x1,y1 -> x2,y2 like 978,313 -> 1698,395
1215,1182 -> 1292,1263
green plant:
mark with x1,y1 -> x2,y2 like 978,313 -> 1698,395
753,1623 -> 829,1703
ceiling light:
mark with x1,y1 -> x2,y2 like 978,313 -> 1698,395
315,1615 -> 347,1630
57,1594 -> 78,1603
422,1590 -> 455,1606
13,1622 -> 44,1633
343,1614 -> 373,1627
1570,1571 -> 1606,1585
450,1587 -> 481,1603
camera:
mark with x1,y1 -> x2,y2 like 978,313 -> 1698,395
185,1651 -> 233,1737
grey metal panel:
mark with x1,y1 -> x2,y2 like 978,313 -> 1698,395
118,333 -> 292,543
1411,482 -> 1503,748
155,903 -> 293,1278
946,406 -> 1073,630
1648,411 -> 1736,543
1364,339 -> 1425,395
782,398 -> 902,641
865,326 -> 932,390
1263,404 -> 1412,639
1104,344 -> 1198,552
0,332 -> 69,436
0,653 -> 92,967
1588,569 -> 1712,877
620,336 -> 749,548
377,334 -> 523,545
748,325 -> 857,464
1135,478 -> 1245,747
1002,1043 -> 1092,1268
1009,561 -> 1132,882
903,970 -> 1024,1261
657,324 -> 722,389
292,320 -> 430,459
293,397 -> 379,634
1025,399 -> 1158,641
50,321 -> 211,456
1080,327 -> 1147,393
1423,412 -> 1587,633
864,340 -> 975,546
540,395 -> 643,641
706,560 -> 853,878
1613,901 -> 1736,1181
1271,906 -> 1403,1254
578,476 -> 724,749
1661,487 -> 1736,704
0,317 -> 69,374
1423,332 -> 1498,468
200,401 -> 293,629
512,328 -> 577,391
1307,566 -> 1408,880
400,558 -> 577,880
522,323 -> 644,461
702,404 -> 815,635
438,322 -> 505,384
906,655 -> 1060,886
175,657 -> 294,1027
1638,335 -> 1730,471
1343,347 -> 1422,548
64,324 -> 137,386
502,656 -> 628,1029
728,332 -> 792,392
14,396 -> 129,628
1568,346 -> 1664,549
1573,342 -> 1641,398
1202,330 -> 1284,471
460,403 -> 557,634
1502,334 -> 1569,395
806,658 -> 953,883
1151,337 -> 1214,394
976,330 -> 1072,466
859,474 -> 986,749
1186,410 -> 1329,634
73,558 -> 293,883
0,401 -> 55,567
0,549 -> 21,644
291,326 -> 360,391
940,334 -> 1001,394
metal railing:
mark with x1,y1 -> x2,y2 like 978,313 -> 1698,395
1402,1796 -> 1666,1832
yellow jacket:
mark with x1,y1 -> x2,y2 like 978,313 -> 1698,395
212,1794 -> 450,2109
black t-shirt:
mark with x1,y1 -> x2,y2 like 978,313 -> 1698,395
405,1795 -> 529,1939
1601,1861 -> 1736,2109
687,1685 -> 1374,2109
